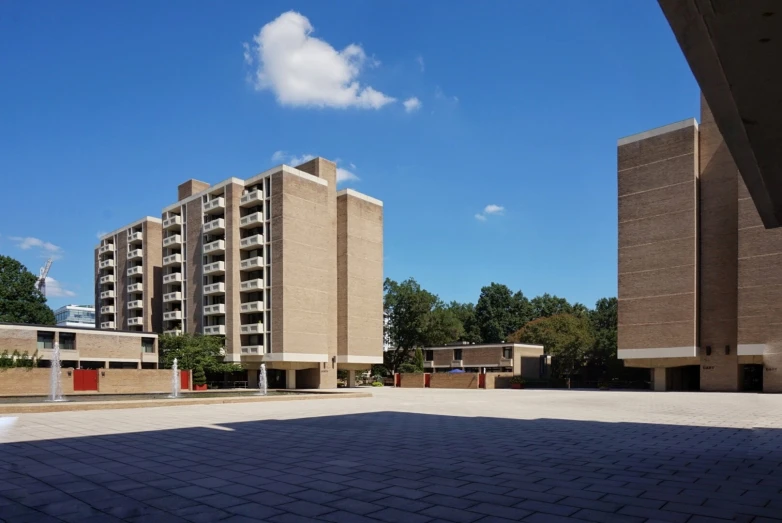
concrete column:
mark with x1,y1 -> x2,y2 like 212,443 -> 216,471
248,367 -> 259,389
104,361 -> 110,369
286,369 -> 297,390
653,368 -> 668,392
347,370 -> 356,388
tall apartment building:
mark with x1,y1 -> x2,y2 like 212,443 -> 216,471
617,96 -> 782,393
94,157 -> 383,389
95,217 -> 163,333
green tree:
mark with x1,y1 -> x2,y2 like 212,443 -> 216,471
420,306 -> 464,347
158,333 -> 241,373
475,283 -> 531,343
413,348 -> 425,372
447,301 -> 481,343
383,277 -> 440,372
509,313 -> 595,380
530,293 -> 574,319
588,297 -> 618,368
0,255 -> 55,325
192,366 -> 207,386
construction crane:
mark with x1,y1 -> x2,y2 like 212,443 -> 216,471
38,258 -> 53,296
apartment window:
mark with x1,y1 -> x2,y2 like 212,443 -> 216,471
141,337 -> 155,353
503,347 -> 512,359
453,349 -> 462,361
59,333 -> 76,350
37,331 -> 55,350
425,350 -> 433,362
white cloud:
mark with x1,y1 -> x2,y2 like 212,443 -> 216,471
475,204 -> 505,221
289,153 -> 315,166
435,86 -> 459,103
271,150 -> 287,163
403,97 -> 422,113
10,236 -> 62,259
349,162 -> 356,170
416,55 -> 425,72
44,277 -> 76,298
245,11 -> 395,109
96,231 -> 107,240
337,167 -> 359,183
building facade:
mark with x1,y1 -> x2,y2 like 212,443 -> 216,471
0,323 -> 158,369
617,96 -> 782,393
94,158 -> 383,388
54,305 -> 95,328
422,342 -> 547,378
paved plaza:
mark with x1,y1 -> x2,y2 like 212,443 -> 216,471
1,388 -> 781,523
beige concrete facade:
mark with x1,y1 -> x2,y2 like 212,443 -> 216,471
93,158 -> 383,389
423,343 -> 545,378
95,217 -> 163,333
618,96 -> 782,392
0,323 -> 158,369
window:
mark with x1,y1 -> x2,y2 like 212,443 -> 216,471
453,349 -> 462,361
142,338 -> 155,353
503,347 -> 512,359
59,333 -> 76,350
37,331 -> 55,350
425,350 -> 433,362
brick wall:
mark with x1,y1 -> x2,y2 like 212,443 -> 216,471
484,372 -> 513,389
0,368 -> 75,396
98,369 -> 189,394
185,198 -> 204,334
399,373 -> 425,388
430,373 -> 479,389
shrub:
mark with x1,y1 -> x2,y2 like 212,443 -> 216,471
371,381 -> 383,387
509,375 -> 526,385
192,366 -> 207,387
397,363 -> 421,374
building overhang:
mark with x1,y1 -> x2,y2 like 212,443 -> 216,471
336,355 -> 383,364
658,0 -> 782,228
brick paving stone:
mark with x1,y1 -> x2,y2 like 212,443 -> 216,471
226,502 -> 284,519
572,508 -> 647,523
326,497 -> 384,515
420,504 -> 485,523
368,507 -> 433,523
320,510 -> 383,523
515,499 -> 580,517
617,506 -> 691,523
276,500 -> 335,517
466,502 -> 533,520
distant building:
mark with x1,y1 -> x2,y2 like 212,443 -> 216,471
54,305 -> 95,328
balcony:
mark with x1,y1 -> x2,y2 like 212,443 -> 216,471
240,190 -> 264,206
128,300 -> 143,310
99,244 -> 114,254
127,249 -> 143,260
451,360 -> 463,368
99,259 -> 114,269
163,310 -> 182,321
127,283 -> 143,293
240,256 -> 264,271
99,274 -> 115,284
100,290 -> 114,299
101,321 -> 115,329
240,235 -> 263,250
163,234 -> 182,247
127,266 -> 143,277
163,215 -> 181,229
203,197 -> 225,214
241,346 -> 263,355
239,212 -> 263,228
128,231 -> 143,243
163,253 -> 182,266
424,361 -> 433,368
203,304 -> 225,316
240,279 -> 263,291
204,325 -> 226,335
203,239 -> 225,254
164,329 -> 182,335
163,272 -> 182,284
203,218 -> 225,233
499,358 -> 513,367
204,282 -> 225,295
240,323 -> 264,334
128,317 -> 144,326
100,305 -> 115,314
204,261 -> 225,275
240,301 -> 264,313
163,291 -> 182,302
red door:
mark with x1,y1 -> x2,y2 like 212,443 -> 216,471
479,374 -> 486,389
73,369 -> 98,391
180,370 -> 190,390
425,373 -> 431,387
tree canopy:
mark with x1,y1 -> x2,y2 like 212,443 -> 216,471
475,283 -> 531,343
0,255 -> 55,325
158,333 -> 242,374
509,313 -> 595,378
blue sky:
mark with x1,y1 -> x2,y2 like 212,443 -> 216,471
0,0 -> 699,310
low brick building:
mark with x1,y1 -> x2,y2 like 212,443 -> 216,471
423,342 -> 547,379
0,323 -> 159,369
